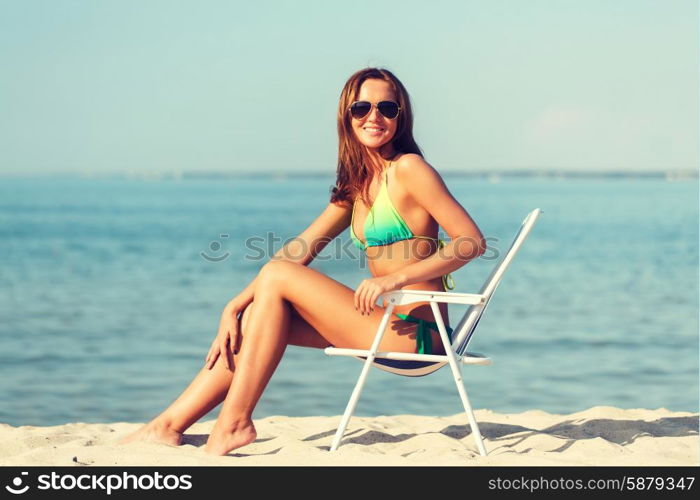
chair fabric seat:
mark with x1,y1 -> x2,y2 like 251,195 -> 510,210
356,357 -> 447,377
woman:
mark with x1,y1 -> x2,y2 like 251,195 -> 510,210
120,67 -> 486,456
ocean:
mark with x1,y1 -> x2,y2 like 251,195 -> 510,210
0,174 -> 697,426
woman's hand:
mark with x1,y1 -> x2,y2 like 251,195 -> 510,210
204,302 -> 245,370
354,273 -> 406,315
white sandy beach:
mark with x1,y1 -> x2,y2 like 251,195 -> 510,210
0,407 -> 697,466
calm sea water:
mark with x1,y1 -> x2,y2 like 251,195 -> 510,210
0,175 -> 697,426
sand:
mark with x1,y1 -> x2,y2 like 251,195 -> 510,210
0,407 -> 697,466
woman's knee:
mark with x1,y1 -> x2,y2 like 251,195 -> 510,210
256,260 -> 300,292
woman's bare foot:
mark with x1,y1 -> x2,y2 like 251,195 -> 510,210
204,419 -> 257,456
118,418 -> 183,447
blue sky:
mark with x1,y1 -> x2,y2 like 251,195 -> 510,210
0,0 -> 697,175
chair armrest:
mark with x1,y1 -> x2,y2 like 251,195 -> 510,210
380,289 -> 486,306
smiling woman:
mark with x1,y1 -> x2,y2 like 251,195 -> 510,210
119,67 -> 486,456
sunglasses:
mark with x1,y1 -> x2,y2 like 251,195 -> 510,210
349,100 -> 401,120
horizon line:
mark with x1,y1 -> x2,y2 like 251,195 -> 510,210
0,168 -> 697,181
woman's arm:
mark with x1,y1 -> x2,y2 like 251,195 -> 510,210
224,200 -> 353,312
209,201 -> 353,369
271,200 -> 353,267
393,154 -> 487,288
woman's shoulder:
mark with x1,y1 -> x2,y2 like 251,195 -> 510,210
394,152 -> 425,167
393,153 -> 439,184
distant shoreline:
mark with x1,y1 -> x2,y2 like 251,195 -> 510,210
1,169 -> 698,181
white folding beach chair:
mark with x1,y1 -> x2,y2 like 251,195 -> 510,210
325,208 -> 543,456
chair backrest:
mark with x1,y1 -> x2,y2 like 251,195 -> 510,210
451,208 -> 543,355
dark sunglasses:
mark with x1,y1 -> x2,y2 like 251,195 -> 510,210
349,100 -> 401,120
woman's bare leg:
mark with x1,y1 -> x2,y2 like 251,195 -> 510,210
118,301 -> 330,446
204,260 -> 418,455
204,283 -> 292,453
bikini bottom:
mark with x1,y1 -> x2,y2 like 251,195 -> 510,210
395,313 -> 454,355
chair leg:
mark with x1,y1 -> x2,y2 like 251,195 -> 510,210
329,304 -> 395,452
454,363 -> 487,456
329,358 -> 371,452
429,302 -> 487,457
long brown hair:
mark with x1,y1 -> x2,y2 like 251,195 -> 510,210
329,68 -> 423,208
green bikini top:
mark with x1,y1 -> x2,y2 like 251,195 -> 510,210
349,162 -> 455,291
